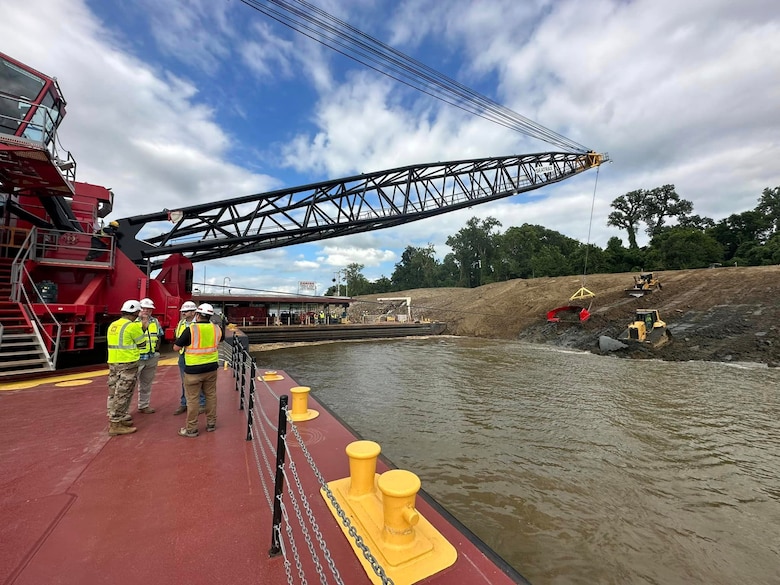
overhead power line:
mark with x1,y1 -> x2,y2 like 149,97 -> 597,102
237,0 -> 589,153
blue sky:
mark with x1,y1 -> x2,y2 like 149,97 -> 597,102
2,0 -> 778,295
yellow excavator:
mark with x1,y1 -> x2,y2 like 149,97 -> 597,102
626,272 -> 662,297
618,309 -> 671,347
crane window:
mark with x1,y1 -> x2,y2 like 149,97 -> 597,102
0,57 -> 45,136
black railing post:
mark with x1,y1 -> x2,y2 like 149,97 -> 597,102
238,351 -> 247,407
245,359 -> 256,441
231,336 -> 238,379
269,394 -> 288,557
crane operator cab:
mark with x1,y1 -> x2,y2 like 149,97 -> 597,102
0,51 -> 76,189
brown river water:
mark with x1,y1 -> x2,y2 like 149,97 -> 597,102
252,336 -> 780,585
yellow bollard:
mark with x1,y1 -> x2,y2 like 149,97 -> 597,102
377,469 -> 421,547
345,440 -> 381,498
289,386 -> 319,421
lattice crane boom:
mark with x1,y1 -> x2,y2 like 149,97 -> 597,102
117,150 -> 607,270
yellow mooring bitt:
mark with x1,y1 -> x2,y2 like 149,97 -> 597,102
321,440 -> 457,585
288,386 -> 319,421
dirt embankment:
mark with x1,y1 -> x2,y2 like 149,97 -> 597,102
350,266 -> 780,365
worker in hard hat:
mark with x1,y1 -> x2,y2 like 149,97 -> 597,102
134,298 -> 163,414
106,299 -> 149,436
173,303 -> 223,437
172,300 -> 205,415
86,220 -> 120,261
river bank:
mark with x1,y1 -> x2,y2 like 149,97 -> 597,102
349,266 -> 780,366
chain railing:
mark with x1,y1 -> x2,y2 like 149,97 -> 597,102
228,336 -> 394,585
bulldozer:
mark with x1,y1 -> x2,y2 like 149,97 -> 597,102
617,309 -> 670,347
626,272 -> 662,297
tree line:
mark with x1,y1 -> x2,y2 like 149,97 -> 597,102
325,185 -> 780,296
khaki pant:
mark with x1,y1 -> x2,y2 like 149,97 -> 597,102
108,362 -> 139,422
183,370 -> 217,432
136,354 -> 160,409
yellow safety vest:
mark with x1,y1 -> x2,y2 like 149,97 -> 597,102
176,318 -> 193,354
183,322 -> 222,366
107,317 -> 146,363
137,316 -> 161,355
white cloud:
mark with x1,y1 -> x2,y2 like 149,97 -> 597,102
2,0 -> 779,294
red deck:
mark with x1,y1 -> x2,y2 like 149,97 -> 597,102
0,358 -> 527,585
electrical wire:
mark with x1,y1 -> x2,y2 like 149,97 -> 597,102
237,0 -> 589,153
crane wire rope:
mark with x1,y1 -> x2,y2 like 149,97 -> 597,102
582,165 -> 601,287
237,0 -> 589,153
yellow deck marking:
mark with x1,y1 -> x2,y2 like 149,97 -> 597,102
0,357 -> 179,391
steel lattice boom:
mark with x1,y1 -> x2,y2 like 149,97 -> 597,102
118,151 -> 606,270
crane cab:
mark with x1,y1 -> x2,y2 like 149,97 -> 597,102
0,51 -> 76,193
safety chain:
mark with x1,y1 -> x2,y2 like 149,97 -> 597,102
282,465 -> 333,585
234,345 -> 392,585
280,496 -> 307,585
273,524 -> 295,585
283,436 -> 344,585
288,420 -> 394,585
248,416 -> 274,507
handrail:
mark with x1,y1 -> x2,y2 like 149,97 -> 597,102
10,227 -> 61,367
16,263 -> 61,368
0,92 -> 76,183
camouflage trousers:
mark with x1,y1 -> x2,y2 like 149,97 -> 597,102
107,362 -> 139,422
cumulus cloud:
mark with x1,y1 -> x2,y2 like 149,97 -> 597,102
2,0 -> 778,293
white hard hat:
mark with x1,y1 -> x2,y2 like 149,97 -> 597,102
196,303 -> 214,316
140,297 -> 155,309
121,300 -> 141,313
180,300 -> 197,312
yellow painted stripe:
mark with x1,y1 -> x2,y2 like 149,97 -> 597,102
0,357 -> 179,391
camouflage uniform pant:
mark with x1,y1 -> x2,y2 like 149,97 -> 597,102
108,362 -> 139,422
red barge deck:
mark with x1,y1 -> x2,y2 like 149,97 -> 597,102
0,354 -> 529,585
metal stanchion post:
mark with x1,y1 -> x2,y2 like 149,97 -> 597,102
269,394 -> 288,556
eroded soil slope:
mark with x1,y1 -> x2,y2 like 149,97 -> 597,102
350,266 -> 780,365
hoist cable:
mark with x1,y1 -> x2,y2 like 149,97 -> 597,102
237,0 -> 589,153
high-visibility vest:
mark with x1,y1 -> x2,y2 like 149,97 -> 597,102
176,318 -> 193,354
107,317 -> 146,363
138,316 -> 161,355
183,322 -> 222,366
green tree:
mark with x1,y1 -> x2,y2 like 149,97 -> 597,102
341,263 -> 371,296
391,244 -> 440,290
646,227 -> 722,269
603,236 -> 645,272
437,254 -> 460,287
371,276 -> 393,294
708,210 -> 771,260
445,217 -> 502,287
756,186 -> 780,235
607,190 -> 645,249
641,184 -> 694,239
531,245 -> 571,277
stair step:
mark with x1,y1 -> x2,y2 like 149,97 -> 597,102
0,349 -> 46,358
0,342 -> 42,350
0,357 -> 49,368
0,363 -> 52,378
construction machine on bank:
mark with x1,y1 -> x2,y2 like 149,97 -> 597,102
626,272 -> 662,297
617,308 -> 671,348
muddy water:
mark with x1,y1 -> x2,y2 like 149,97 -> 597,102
253,337 -> 780,585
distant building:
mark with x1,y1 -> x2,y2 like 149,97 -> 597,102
192,292 -> 352,326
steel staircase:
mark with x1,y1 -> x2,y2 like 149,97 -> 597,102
0,254 -> 53,378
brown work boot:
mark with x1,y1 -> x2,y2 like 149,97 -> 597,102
173,405 -> 186,415
139,406 -> 155,414
119,419 -> 135,427
109,422 -> 137,436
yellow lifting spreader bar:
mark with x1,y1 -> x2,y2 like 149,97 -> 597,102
570,287 -> 595,301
